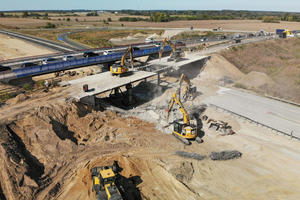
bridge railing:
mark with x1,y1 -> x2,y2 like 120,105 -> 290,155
11,46 -> 171,78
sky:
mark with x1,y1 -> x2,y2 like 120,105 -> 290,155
1,0 -> 299,12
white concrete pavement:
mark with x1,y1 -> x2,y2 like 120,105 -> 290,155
204,87 -> 300,138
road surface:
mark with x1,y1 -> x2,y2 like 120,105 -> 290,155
205,87 -> 300,138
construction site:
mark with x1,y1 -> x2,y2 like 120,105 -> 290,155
1,30 -> 300,200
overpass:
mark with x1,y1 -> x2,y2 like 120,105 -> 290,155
0,45 -> 178,85
66,53 -> 209,107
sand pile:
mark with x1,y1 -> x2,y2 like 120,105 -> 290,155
6,93 -> 28,105
238,71 -> 275,88
200,54 -> 245,82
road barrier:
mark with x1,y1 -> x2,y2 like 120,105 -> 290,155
0,46 -> 173,79
265,95 -> 300,107
209,103 -> 300,141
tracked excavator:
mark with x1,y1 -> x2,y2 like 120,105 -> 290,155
166,90 -> 203,145
177,74 -> 197,101
91,164 -> 123,200
159,38 -> 185,62
110,45 -> 134,77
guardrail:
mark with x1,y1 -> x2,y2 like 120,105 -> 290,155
209,103 -> 300,141
3,46 -> 172,79
265,95 -> 300,107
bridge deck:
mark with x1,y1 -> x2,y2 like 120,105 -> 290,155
68,71 -> 157,100
67,53 -> 209,101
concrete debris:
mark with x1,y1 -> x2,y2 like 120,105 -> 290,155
207,118 -> 234,135
209,150 -> 242,160
175,151 -> 206,160
147,110 -> 160,120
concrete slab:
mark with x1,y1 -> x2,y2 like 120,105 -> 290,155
68,70 -> 157,100
147,53 -> 209,72
67,53 -> 209,103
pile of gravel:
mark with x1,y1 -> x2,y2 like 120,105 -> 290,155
209,150 -> 242,161
175,151 -> 206,160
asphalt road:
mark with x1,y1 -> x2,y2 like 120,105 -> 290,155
204,87 -> 300,138
0,29 -> 77,52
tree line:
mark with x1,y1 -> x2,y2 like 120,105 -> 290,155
117,10 -> 300,22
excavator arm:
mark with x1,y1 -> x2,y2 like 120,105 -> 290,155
121,45 -> 134,68
159,38 -> 176,60
166,91 -> 190,125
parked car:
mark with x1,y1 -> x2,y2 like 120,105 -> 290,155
103,50 -> 115,55
21,62 -> 38,68
0,65 -> 11,71
175,41 -> 184,45
63,55 -> 76,61
220,35 -> 227,39
83,51 -> 99,58
42,58 -> 59,65
155,42 -> 162,47
132,46 -> 140,51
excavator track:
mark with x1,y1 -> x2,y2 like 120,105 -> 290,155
195,136 -> 203,143
172,132 -> 190,145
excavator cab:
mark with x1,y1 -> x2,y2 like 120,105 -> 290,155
110,45 -> 134,77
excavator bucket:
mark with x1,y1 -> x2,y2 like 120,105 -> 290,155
208,123 -> 219,131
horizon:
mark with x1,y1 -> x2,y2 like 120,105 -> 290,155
1,0 -> 300,13
1,9 -> 299,14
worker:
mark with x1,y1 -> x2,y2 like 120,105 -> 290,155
45,80 -> 49,88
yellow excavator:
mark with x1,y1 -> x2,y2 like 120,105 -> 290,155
166,90 -> 203,145
91,165 -> 123,200
110,45 -> 134,77
177,74 -> 197,101
159,38 -> 185,62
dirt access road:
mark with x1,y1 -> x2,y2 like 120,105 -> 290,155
1,29 -> 300,200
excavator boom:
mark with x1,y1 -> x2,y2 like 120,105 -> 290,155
159,38 -> 185,62
177,74 -> 197,101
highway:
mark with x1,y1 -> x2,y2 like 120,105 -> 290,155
204,87 -> 300,138
0,29 -> 77,52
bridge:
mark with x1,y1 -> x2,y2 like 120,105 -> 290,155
0,45 -> 179,85
66,53 -> 209,107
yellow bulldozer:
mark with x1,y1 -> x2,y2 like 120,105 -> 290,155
166,90 -> 203,145
159,38 -> 185,62
110,45 -> 134,77
91,164 -> 123,200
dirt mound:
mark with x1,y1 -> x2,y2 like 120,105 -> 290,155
200,54 -> 245,83
238,71 -> 275,88
6,93 -> 28,105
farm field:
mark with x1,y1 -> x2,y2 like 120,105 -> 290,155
1,18 -> 300,200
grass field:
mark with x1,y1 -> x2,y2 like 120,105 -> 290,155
220,37 -> 300,103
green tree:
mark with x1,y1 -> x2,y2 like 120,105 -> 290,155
22,11 -> 29,18
75,18 -> 78,21
66,18 -> 70,21
107,17 -> 112,21
0,12 -> 5,17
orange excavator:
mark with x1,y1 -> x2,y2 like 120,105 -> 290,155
159,38 -> 185,62
166,90 -> 203,145
110,45 -> 134,77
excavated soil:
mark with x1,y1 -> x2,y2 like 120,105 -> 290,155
1,37 -> 300,200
